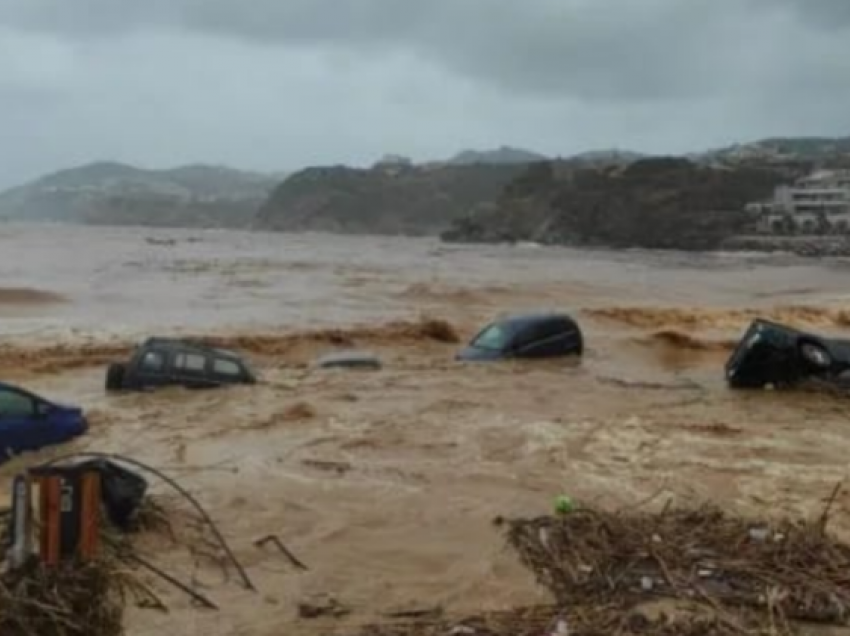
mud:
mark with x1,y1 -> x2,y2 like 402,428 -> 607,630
2,225 -> 850,636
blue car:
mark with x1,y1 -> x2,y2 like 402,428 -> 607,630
0,382 -> 88,462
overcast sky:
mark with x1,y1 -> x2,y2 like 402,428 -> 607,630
1,0 -> 849,187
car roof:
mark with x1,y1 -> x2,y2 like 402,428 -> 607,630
140,337 -> 244,360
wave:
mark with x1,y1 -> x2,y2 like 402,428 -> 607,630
586,305 -> 850,331
0,317 -> 461,376
641,330 -> 737,352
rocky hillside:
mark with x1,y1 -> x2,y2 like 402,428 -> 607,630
254,162 -> 529,235
0,162 -> 283,228
441,157 -> 794,250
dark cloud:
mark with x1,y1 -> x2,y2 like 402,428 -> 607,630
758,0 -> 850,28
0,0 -> 848,187
3,0 -> 844,100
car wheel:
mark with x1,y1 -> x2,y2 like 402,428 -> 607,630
798,340 -> 832,370
105,363 -> 126,391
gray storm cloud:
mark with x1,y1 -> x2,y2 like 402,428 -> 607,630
0,0 -> 848,187
4,0 -> 841,98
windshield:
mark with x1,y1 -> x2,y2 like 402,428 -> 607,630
471,323 -> 514,351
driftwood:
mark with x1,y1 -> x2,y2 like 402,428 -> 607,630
354,487 -> 850,636
354,604 -> 793,636
505,499 -> 850,625
0,558 -> 132,636
0,454 -> 252,635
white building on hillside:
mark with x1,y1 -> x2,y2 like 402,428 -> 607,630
755,169 -> 850,234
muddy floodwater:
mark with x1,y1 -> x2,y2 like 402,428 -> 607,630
3,223 -> 850,635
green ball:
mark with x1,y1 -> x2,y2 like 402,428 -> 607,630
554,495 -> 574,514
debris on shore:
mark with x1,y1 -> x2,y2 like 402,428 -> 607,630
0,453 -> 257,635
354,489 -> 850,636
0,557 -> 130,636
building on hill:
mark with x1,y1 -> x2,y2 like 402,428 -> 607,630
752,169 -> 850,235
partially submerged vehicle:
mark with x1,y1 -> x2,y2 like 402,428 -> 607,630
316,351 -> 382,370
0,382 -> 88,462
106,337 -> 257,392
725,319 -> 850,389
457,313 -> 584,362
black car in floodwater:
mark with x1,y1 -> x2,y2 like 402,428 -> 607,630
725,319 -> 850,389
106,338 -> 257,392
457,313 -> 584,362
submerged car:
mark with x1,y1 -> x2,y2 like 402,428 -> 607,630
725,319 -> 850,389
0,382 -> 88,462
457,312 -> 584,362
316,351 -> 382,370
106,337 -> 257,392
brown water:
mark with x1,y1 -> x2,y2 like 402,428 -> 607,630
3,223 -> 850,635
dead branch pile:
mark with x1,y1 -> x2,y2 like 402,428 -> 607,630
351,498 -> 850,636
354,603 -> 793,636
505,504 -> 850,625
0,495 -> 222,635
0,558 -> 129,636
0,455 -> 253,635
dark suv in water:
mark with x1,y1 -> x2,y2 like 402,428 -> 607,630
456,313 -> 584,362
725,319 -> 850,389
106,338 -> 257,392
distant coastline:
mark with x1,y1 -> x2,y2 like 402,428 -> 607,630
1,136 -> 848,257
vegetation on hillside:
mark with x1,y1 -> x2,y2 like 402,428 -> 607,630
442,157 -> 795,249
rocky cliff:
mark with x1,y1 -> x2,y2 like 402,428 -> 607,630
441,158 -> 796,250
0,162 -> 283,228
254,162 -> 527,235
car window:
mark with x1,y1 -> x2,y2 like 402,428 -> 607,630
213,358 -> 241,376
472,323 -> 512,350
139,351 -> 166,373
0,390 -> 35,417
173,352 -> 208,373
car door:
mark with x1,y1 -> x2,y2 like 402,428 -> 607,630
0,387 -> 51,459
